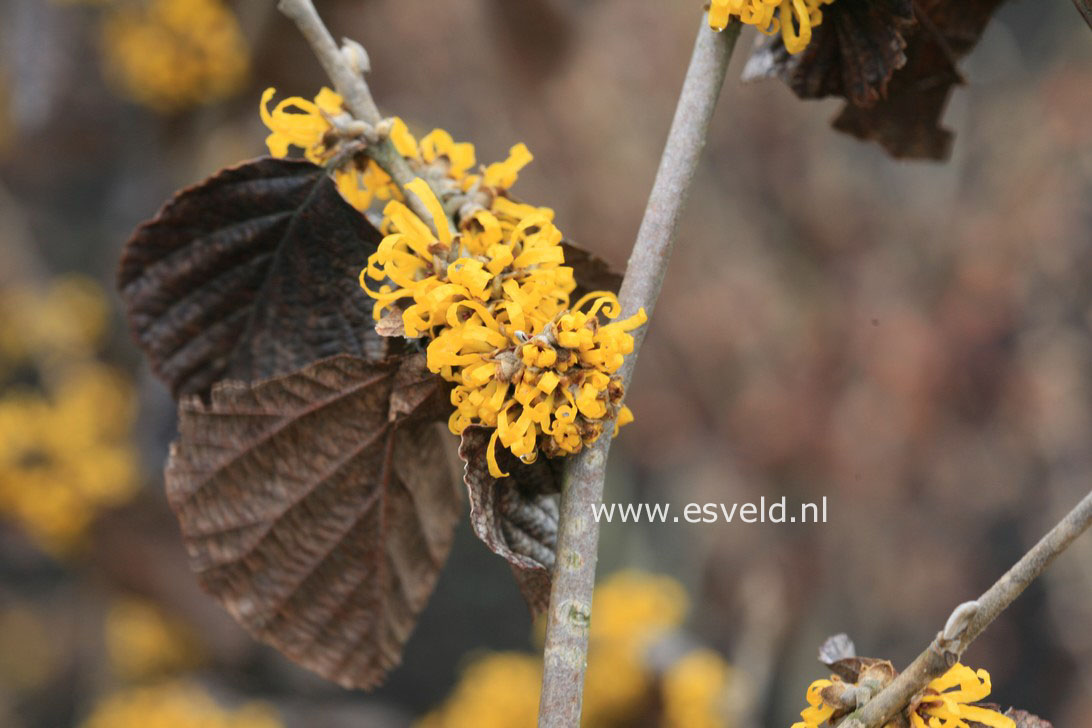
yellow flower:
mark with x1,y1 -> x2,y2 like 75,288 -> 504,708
81,682 -> 282,728
708,0 -> 836,54
790,664 -> 1015,728
790,679 -> 836,728
361,177 -> 645,477
420,571 -> 722,728
0,275 -> 108,367
663,649 -> 738,728
911,664 -> 1014,728
106,598 -> 204,681
416,653 -> 542,728
260,88 -> 533,213
0,364 -> 139,553
99,0 -> 249,112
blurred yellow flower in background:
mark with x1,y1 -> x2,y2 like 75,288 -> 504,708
98,0 -> 249,112
663,649 -> 739,728
106,598 -> 205,681
81,682 -> 282,728
417,653 -> 543,728
0,276 -> 139,554
420,570 -> 738,728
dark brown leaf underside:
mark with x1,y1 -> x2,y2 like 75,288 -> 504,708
743,0 -> 1006,160
119,157 -> 390,398
167,354 -> 459,689
742,0 -> 914,107
459,425 -> 562,616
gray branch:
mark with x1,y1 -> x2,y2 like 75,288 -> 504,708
276,0 -> 439,226
839,487 -> 1092,728
536,16 -> 742,728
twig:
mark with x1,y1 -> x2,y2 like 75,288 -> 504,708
276,0 -> 438,226
1073,0 -> 1092,30
839,488 -> 1092,728
536,16 -> 742,728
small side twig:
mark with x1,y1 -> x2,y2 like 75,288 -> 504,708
839,488 -> 1092,728
536,16 -> 742,728
276,0 -> 439,227
1073,0 -> 1092,30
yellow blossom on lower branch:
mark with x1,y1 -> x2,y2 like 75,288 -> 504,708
260,87 -> 531,212
708,0 -> 836,54
81,682 -> 281,728
790,663 -> 1014,728
361,178 -> 646,477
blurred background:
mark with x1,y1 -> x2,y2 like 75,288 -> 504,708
1,0 -> 1090,726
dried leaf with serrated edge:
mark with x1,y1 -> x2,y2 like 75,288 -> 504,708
833,0 -> 1005,160
119,157 -> 389,398
166,354 -> 458,689
743,0 -> 1006,160
742,0 -> 915,107
459,425 -> 561,616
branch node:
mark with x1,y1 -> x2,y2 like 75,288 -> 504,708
341,38 -> 371,74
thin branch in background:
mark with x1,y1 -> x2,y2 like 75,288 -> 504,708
276,0 -> 439,226
536,17 -> 742,728
839,487 -> 1092,728
1073,0 -> 1092,30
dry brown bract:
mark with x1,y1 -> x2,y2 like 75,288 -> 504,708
744,0 -> 1007,160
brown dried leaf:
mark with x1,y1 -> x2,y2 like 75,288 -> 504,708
119,157 -> 389,398
743,0 -> 915,107
833,0 -> 1005,159
459,425 -> 562,616
562,240 -> 623,300
744,0 -> 1006,160
1003,709 -> 1054,728
166,354 -> 459,689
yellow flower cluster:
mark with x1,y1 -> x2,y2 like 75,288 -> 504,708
791,663 -> 1014,728
260,87 -> 532,212
420,571 -> 738,728
362,175 -> 645,476
81,682 -> 282,728
708,0 -> 836,54
417,653 -> 543,728
0,277 -> 139,553
106,598 -> 204,681
99,0 -> 249,112
663,649 -> 739,728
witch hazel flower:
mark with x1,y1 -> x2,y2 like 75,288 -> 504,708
790,663 -> 1015,728
259,87 -> 531,211
708,0 -> 836,54
361,174 -> 645,478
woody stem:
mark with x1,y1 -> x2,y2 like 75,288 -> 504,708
536,16 -> 741,728
839,487 -> 1092,728
277,0 -> 445,228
